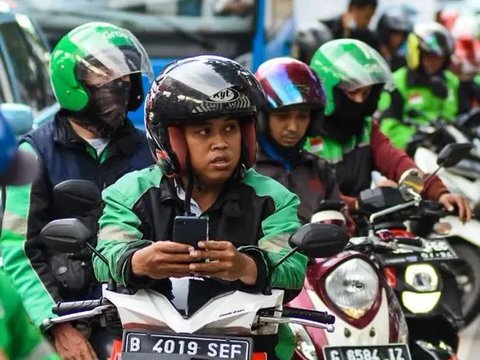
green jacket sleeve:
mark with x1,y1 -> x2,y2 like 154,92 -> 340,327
93,186 -> 149,285
0,271 -> 60,360
244,171 -> 308,290
0,142 -> 58,328
258,191 -> 308,290
378,89 -> 416,150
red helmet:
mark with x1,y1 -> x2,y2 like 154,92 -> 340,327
437,8 -> 459,31
254,57 -> 326,137
451,15 -> 480,79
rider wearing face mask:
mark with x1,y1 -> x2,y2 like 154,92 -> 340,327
252,57 -> 354,230
378,22 -> 470,150
306,39 -> 471,223
0,22 -> 154,360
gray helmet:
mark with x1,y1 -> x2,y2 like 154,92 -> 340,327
292,20 -> 333,64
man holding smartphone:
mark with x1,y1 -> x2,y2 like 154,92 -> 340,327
93,55 -> 308,360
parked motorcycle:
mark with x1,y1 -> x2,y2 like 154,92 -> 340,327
39,181 -> 350,360
290,143 -> 470,360
404,111 -> 480,326
288,205 -> 410,360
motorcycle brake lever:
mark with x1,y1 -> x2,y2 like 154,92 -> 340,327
257,316 -> 335,333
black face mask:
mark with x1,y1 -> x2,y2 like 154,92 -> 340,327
323,86 -> 382,144
72,79 -> 132,138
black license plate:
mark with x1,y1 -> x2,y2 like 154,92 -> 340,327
379,239 -> 458,266
323,344 -> 411,360
122,331 -> 251,360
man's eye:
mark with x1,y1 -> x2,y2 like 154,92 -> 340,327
198,128 -> 210,135
225,124 -> 237,132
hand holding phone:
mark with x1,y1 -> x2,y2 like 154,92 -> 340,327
173,216 -> 208,249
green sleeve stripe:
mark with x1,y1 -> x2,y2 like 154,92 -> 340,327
0,141 -> 56,328
2,210 -> 27,237
95,168 -> 163,284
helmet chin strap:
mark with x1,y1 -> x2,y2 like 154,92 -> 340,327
183,154 -> 195,216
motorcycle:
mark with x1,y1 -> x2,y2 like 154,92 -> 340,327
289,143 -> 470,360
405,111 -> 480,326
39,181 -> 350,360
358,143 -> 472,359
288,206 -> 410,360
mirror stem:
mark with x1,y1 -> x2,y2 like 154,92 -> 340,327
85,242 -> 117,291
423,165 -> 443,193
272,247 -> 298,269
262,247 -> 298,296
85,242 -> 109,265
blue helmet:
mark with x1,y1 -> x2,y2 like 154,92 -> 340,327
0,111 -> 37,185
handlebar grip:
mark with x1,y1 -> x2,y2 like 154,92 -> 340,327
52,299 -> 103,315
282,307 -> 335,324
397,237 -> 423,248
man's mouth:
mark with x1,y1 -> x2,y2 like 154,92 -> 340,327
209,155 -> 232,169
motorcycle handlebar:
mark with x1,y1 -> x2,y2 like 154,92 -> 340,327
282,307 -> 335,324
52,299 -> 104,315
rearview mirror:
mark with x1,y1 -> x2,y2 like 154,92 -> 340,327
288,223 -> 349,258
0,103 -> 34,136
437,143 -> 473,168
398,168 -> 425,199
315,199 -> 345,212
53,180 -> 102,217
41,218 -> 92,253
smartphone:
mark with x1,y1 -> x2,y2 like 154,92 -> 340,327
173,216 -> 208,249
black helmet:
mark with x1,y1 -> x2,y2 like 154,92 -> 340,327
292,21 -> 333,64
377,7 -> 413,44
406,23 -> 455,71
145,55 -> 267,178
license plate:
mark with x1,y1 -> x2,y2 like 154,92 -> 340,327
379,239 -> 458,266
323,344 -> 411,360
122,331 -> 251,360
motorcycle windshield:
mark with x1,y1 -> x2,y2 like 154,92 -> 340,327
157,277 -> 238,318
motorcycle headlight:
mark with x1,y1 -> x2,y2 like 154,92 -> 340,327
288,324 -> 318,360
404,264 -> 439,292
325,258 -> 379,319
402,264 -> 441,314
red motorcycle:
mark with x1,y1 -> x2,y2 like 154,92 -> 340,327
288,201 -> 410,360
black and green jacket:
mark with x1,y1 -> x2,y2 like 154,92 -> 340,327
93,165 -> 308,360
0,112 -> 153,328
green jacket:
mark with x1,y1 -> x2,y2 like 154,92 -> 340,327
378,67 -> 461,149
0,270 -> 60,360
93,165 -> 308,360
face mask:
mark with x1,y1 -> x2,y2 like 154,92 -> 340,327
323,86 -> 382,144
73,79 -> 132,138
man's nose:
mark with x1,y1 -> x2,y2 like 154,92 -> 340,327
286,119 -> 298,132
211,131 -> 228,149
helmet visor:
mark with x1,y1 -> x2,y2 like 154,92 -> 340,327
314,40 -> 395,92
72,27 -> 153,85
258,60 -> 325,110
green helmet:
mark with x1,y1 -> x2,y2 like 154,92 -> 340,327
310,39 -> 395,115
50,22 -> 154,112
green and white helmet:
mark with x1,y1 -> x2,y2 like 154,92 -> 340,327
310,39 -> 395,115
50,22 -> 154,112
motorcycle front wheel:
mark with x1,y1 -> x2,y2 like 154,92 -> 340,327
450,241 -> 480,326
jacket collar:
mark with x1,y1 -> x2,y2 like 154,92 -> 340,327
159,176 -> 243,218
53,110 -> 144,157
255,139 -> 309,169
407,70 -> 446,88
